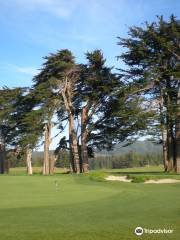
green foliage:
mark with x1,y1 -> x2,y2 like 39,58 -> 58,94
0,87 -> 25,146
7,151 -> 25,168
90,152 -> 162,170
1,15 -> 179,172
117,15 -> 180,143
87,171 -> 108,182
127,174 -> 150,183
55,150 -> 70,168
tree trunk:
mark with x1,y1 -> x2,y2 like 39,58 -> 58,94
81,106 -> 89,173
0,132 -> 8,174
175,81 -> 180,173
61,78 -> 80,174
162,129 -> 168,172
25,145 -> 33,175
49,154 -> 58,174
167,118 -> 175,171
69,113 -> 80,174
69,142 -> 75,173
43,122 -> 52,175
43,124 -> 49,175
166,93 -> 176,172
159,91 -> 168,171
0,143 -> 5,174
167,132 -> 174,171
69,127 -> 76,173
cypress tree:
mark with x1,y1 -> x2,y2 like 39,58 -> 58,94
117,15 -> 180,172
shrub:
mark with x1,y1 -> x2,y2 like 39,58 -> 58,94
87,171 -> 108,182
127,175 -> 150,183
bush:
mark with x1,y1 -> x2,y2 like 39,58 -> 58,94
87,171 -> 108,182
127,174 -> 150,183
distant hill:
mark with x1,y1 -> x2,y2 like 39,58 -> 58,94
32,150 -> 54,161
32,141 -> 162,159
96,140 -> 162,156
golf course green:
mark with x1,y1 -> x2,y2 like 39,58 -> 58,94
0,167 -> 179,240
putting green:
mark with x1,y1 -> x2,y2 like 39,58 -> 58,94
0,171 -> 179,240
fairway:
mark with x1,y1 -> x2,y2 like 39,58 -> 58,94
0,170 -> 180,240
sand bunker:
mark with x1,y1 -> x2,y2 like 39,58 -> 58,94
144,179 -> 180,184
105,175 -> 180,184
105,175 -> 132,182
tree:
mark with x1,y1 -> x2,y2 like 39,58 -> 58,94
33,50 -> 81,173
77,50 -> 121,172
23,82 -> 60,175
0,87 -> 24,174
56,49 -> 153,172
175,80 -> 180,172
12,87 -> 47,175
117,15 -> 180,172
32,48 -> 154,174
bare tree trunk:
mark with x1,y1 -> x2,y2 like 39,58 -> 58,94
167,133 -> 174,171
43,122 -> 52,175
0,143 -> 5,174
43,124 -> 49,175
69,114 -> 80,173
49,154 -> 58,174
81,106 -> 89,173
0,131 -> 8,174
166,92 -> 176,172
159,91 -> 168,171
167,118 -> 175,171
69,130 -> 76,173
162,129 -> 168,172
69,148 -> 75,172
175,81 -> 180,173
25,145 -> 33,175
61,77 -> 80,174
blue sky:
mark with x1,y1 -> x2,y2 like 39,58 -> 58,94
0,0 -> 179,150
0,0 -> 179,88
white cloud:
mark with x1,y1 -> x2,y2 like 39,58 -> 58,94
13,0 -> 80,19
0,63 -> 39,76
12,65 -> 39,75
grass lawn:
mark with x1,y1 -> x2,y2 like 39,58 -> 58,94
0,166 -> 180,240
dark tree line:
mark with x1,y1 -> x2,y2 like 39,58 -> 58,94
0,15 -> 179,174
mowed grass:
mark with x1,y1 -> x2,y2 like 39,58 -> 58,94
0,167 -> 180,240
